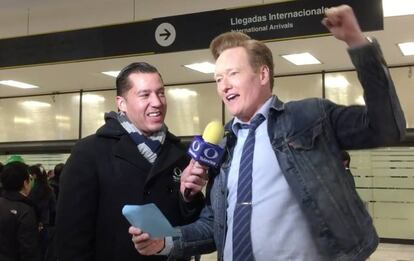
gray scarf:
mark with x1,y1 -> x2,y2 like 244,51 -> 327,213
114,111 -> 166,164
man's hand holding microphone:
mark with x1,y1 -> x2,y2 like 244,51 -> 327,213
129,121 -> 224,255
181,120 -> 225,200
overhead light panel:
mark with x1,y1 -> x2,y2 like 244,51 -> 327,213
281,53 -> 321,65
168,88 -> 198,98
0,80 -> 39,89
102,71 -> 120,77
81,94 -> 105,103
21,101 -> 51,108
55,115 -> 70,121
398,42 -> 414,56
14,117 -> 34,124
383,0 -> 414,17
184,62 -> 215,74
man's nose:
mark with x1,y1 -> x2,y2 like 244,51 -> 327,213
149,93 -> 162,106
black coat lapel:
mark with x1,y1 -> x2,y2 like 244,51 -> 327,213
112,135 -> 152,171
145,139 -> 188,184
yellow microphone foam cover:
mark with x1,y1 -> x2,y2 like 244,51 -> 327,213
202,120 -> 224,145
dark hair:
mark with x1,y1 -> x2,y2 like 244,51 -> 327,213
116,62 -> 163,97
0,161 -> 29,191
210,31 -> 274,89
53,163 -> 65,180
28,165 -> 52,200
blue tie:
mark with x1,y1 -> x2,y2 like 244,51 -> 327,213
232,114 -> 265,261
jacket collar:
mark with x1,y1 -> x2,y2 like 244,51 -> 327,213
2,190 -> 36,208
112,130 -> 185,184
269,95 -> 285,112
224,95 -> 285,134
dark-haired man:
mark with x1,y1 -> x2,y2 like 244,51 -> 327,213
0,161 -> 40,261
56,62 -> 207,261
130,5 -> 406,261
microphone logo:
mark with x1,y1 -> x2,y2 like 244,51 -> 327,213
203,148 -> 219,160
191,140 -> 201,152
187,135 -> 224,168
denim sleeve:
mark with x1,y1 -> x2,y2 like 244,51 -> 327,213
327,38 -> 406,149
168,205 -> 216,259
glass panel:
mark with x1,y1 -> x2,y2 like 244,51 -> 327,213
390,67 -> 414,128
165,83 -> 221,136
274,74 -> 323,101
81,90 -> 117,137
350,147 -> 414,240
324,71 -> 364,106
0,93 -> 79,142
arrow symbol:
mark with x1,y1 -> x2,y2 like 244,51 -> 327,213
160,29 -> 171,40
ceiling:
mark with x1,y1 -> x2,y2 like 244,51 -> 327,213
0,2 -> 413,98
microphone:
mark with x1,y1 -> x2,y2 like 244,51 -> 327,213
184,121 -> 225,197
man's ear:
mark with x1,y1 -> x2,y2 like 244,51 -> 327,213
21,178 -> 31,196
116,96 -> 126,112
259,65 -> 270,85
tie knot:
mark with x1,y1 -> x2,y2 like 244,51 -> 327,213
235,113 -> 265,132
249,113 -> 265,131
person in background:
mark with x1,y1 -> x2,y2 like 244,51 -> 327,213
28,164 -> 57,260
46,169 -> 54,181
130,5 -> 406,261
56,62 -> 207,261
342,150 -> 351,170
49,163 -> 64,200
341,150 -> 356,189
0,161 -> 41,261
0,162 -> 4,195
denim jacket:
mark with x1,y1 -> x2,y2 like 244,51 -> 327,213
170,40 -> 406,261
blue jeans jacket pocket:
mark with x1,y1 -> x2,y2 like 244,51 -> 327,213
287,123 -> 323,150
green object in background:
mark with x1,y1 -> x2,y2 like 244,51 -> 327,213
6,155 -> 25,164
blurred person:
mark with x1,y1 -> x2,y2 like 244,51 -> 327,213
28,164 -> 57,259
49,163 -> 64,200
0,162 -> 4,195
56,62 -> 207,261
342,150 -> 351,170
0,161 -> 41,261
341,150 -> 356,188
46,169 -> 54,180
130,5 -> 406,261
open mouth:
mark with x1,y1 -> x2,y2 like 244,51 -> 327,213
226,94 -> 238,102
147,111 -> 161,117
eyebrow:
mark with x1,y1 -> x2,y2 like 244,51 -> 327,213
214,67 -> 239,78
136,87 -> 165,94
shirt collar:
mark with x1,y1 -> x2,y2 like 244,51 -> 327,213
231,95 -> 274,135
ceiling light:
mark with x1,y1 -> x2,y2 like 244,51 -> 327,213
14,117 -> 33,124
102,71 -> 120,77
73,94 -> 105,103
325,75 -> 350,89
0,80 -> 39,89
21,101 -> 51,108
398,42 -> 414,56
82,94 -> 105,103
184,62 -> 215,74
55,115 -> 70,121
168,88 -> 198,98
57,122 -> 71,129
281,53 -> 321,65
383,0 -> 414,17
